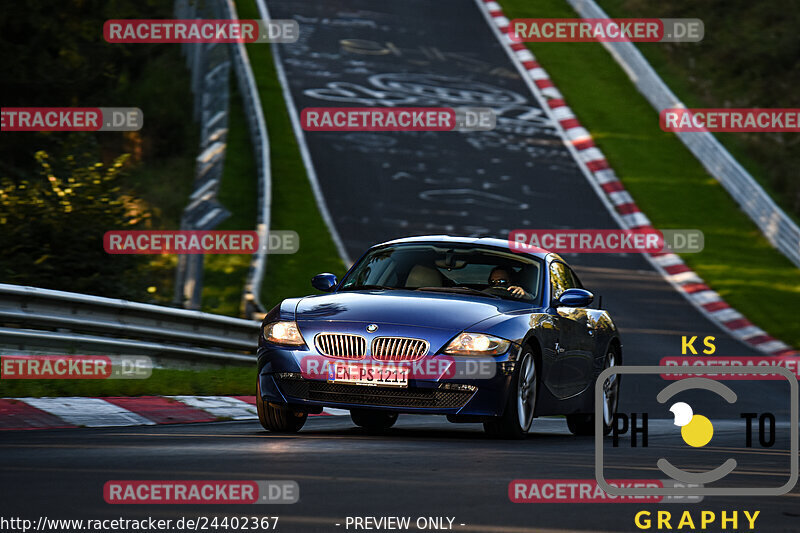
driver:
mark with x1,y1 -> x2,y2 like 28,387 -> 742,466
487,267 -> 528,299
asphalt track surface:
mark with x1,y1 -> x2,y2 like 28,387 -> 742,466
262,0 -> 780,412
3,0 -> 798,532
2,416 -> 798,532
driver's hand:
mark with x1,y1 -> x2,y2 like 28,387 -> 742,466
507,285 -> 526,298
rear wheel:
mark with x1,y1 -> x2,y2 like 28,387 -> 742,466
567,347 -> 620,436
350,409 -> 398,433
256,379 -> 307,433
484,348 -> 537,439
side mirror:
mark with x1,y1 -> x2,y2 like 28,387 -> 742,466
311,273 -> 338,292
556,288 -> 594,308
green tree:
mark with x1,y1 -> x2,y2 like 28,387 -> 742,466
0,148 -> 152,298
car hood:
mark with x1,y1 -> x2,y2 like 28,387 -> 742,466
294,290 -> 518,331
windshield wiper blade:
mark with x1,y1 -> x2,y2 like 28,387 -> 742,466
341,284 -> 398,291
414,286 -> 501,299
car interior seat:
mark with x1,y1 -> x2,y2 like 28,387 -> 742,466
404,265 -> 444,288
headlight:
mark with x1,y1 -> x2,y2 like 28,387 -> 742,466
443,332 -> 511,355
263,321 -> 305,346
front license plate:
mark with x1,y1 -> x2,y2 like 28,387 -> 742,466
329,363 -> 409,388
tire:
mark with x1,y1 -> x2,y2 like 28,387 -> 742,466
350,409 -> 398,433
483,348 -> 537,439
565,413 -> 594,436
256,379 -> 307,433
566,347 -> 620,436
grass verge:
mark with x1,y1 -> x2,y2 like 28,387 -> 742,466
498,0 -> 800,349
238,0 -> 347,312
0,367 -> 254,398
598,0 -> 800,226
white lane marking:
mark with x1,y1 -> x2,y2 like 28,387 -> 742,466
757,340 -> 790,352
565,126 -> 592,143
668,271 -> 703,284
593,169 -> 618,185
651,253 -> 683,268
492,15 -> 510,28
688,290 -> 722,305
551,105 -> 575,121
578,147 -> 606,164
709,308 -> 744,323
608,190 -> 634,207
19,397 -> 155,427
515,49 -> 535,62
528,67 -> 550,81
171,395 -> 257,420
323,408 -> 351,416
621,212 -> 651,228
540,87 -> 563,99
731,326 -> 767,340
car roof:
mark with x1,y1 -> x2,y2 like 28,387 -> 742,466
373,235 -> 552,260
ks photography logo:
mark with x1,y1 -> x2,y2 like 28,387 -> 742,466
594,366 -> 798,496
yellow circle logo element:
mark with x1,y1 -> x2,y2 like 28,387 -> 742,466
680,414 -> 714,447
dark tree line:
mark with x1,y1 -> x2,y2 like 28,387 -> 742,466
609,0 -> 800,216
0,1 -> 198,298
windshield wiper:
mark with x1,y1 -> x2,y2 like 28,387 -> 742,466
340,284 -> 399,291
414,286 -> 501,299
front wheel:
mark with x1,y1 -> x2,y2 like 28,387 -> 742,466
351,409 -> 398,433
484,349 -> 537,439
256,380 -> 307,433
567,347 -> 620,436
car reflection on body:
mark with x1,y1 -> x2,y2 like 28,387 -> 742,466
256,235 -> 621,438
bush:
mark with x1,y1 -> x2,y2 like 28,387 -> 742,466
0,144 -> 152,299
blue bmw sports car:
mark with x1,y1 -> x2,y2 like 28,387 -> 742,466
256,235 -> 621,438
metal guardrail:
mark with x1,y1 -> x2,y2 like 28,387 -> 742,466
0,4 -> 271,363
170,0 -> 272,317
568,0 -> 800,268
173,0 -> 233,310
0,284 -> 259,364
223,0 -> 273,317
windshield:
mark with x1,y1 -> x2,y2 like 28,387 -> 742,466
340,243 -> 543,303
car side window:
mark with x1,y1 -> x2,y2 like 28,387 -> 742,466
568,266 -> 584,290
550,261 -> 578,300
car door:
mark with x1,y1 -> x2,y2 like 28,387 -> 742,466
566,266 -> 599,391
549,261 -> 594,398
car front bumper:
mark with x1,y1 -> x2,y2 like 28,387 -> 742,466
257,345 -> 519,416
